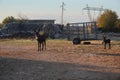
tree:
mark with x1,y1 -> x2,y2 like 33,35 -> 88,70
2,16 -> 16,25
115,19 -> 120,32
0,23 -> 3,29
97,10 -> 118,32
17,13 -> 28,23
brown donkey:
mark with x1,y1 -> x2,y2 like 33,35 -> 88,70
34,30 -> 46,51
102,36 -> 111,49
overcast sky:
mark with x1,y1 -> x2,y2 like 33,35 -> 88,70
0,0 -> 120,24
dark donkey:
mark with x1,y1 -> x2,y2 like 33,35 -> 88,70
102,36 -> 111,49
34,30 -> 47,51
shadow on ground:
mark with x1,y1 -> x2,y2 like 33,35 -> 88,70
0,57 -> 120,80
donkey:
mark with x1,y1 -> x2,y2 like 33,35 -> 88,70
34,30 -> 46,51
102,36 -> 111,49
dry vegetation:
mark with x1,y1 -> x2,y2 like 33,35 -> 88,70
0,39 -> 120,80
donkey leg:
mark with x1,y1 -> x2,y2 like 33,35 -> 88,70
40,43 -> 42,51
42,41 -> 46,51
41,43 -> 44,51
104,43 -> 106,49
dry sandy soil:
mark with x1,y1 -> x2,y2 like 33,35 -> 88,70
0,39 -> 120,80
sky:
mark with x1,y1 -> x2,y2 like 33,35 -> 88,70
0,0 -> 120,24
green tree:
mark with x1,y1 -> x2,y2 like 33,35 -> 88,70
2,16 -> 16,25
97,10 -> 118,32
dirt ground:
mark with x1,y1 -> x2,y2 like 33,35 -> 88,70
0,39 -> 120,80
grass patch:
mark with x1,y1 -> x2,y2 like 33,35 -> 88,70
0,39 -> 120,46
0,39 -> 34,45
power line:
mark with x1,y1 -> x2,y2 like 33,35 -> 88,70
83,4 -> 107,22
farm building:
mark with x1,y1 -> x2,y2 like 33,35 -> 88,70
0,19 -> 65,38
24,20 -> 55,24
1,19 -> 55,34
